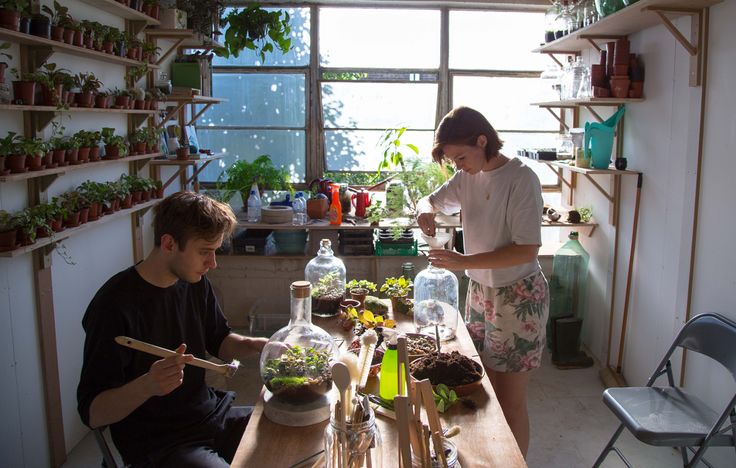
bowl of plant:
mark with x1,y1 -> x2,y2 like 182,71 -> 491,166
261,345 -> 333,404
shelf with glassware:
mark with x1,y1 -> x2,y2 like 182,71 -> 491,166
535,0 -> 722,54
78,0 -> 162,26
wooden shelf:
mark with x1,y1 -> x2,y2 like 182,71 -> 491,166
0,103 -> 157,114
77,0 -> 161,25
149,153 -> 224,166
164,95 -> 226,104
0,153 -> 164,183
526,158 -> 640,176
0,199 -> 159,258
532,98 -> 644,108
0,28 -> 158,68
534,0 -> 722,54
146,28 -> 223,48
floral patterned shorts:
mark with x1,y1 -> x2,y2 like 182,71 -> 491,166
465,271 -> 549,373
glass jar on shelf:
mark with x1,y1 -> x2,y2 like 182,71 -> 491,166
324,406 -> 382,468
544,0 -> 563,42
540,64 -> 563,100
305,239 -> 346,317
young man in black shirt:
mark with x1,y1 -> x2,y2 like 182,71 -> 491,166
77,191 -> 267,467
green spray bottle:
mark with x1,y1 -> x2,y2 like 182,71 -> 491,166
379,329 -> 405,400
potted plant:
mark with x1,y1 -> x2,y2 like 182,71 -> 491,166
60,136 -> 81,165
15,206 -> 48,245
261,345 -> 332,404
215,5 -> 292,62
29,201 -> 65,237
306,187 -> 329,221
74,72 -> 102,108
346,279 -> 377,308
28,10 -> 51,39
10,68 -> 37,106
18,136 -> 47,171
36,62 -> 70,107
42,1 -> 69,42
103,25 -> 121,54
0,209 -> 19,251
0,0 -> 25,32
141,41 -> 161,64
341,306 -> 396,336
220,154 -> 292,202
129,128 -> 149,155
78,180 -> 106,221
0,41 -> 11,84
311,271 -> 345,317
172,0 -> 225,42
57,190 -> 88,227
380,276 -> 414,316
101,127 -> 127,159
0,131 -> 22,174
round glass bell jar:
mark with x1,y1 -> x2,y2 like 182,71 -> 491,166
260,281 -> 338,425
414,233 -> 459,341
305,239 -> 346,317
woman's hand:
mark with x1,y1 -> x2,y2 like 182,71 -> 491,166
416,212 -> 437,236
427,249 -> 468,270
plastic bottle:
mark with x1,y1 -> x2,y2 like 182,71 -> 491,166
379,329 -> 406,400
246,183 -> 261,223
328,184 -> 342,225
293,192 -> 306,225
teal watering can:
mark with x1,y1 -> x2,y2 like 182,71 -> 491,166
584,106 -> 626,169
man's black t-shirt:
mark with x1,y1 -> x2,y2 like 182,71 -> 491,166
77,266 -> 232,464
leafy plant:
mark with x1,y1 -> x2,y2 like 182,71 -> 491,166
262,345 -> 331,382
0,41 -> 12,62
126,64 -> 148,87
396,157 -> 454,215
41,1 -> 69,26
346,279 -> 377,293
74,72 -> 102,93
346,307 -> 396,330
311,271 -> 342,298
365,200 -> 385,226
78,180 -> 107,205
58,190 -> 89,213
577,206 -> 593,223
433,384 -> 459,413
171,0 -> 226,40
0,1 -> 27,13
219,154 -> 292,201
215,4 -> 292,61
0,132 -> 22,156
0,209 -> 19,232
380,276 -> 413,298
377,127 -> 419,176
18,137 -> 47,157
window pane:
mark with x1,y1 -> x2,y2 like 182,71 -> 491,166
212,7 -> 310,67
324,129 -> 434,172
450,11 -> 547,70
453,76 -> 558,131
322,82 -> 437,129
199,74 -> 305,127
196,129 -> 305,183
499,132 -> 559,186
320,8 -> 439,68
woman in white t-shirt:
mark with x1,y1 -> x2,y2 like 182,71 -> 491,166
417,106 -> 549,457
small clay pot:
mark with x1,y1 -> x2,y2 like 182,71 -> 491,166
615,158 -> 628,171
629,81 -> 644,99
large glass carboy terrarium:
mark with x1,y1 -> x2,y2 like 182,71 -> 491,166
305,239 -> 346,317
260,281 -> 338,426
414,232 -> 459,341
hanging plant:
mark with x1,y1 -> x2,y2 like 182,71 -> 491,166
215,4 -> 292,61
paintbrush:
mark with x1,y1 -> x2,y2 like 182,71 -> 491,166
356,329 -> 378,389
115,336 -> 240,377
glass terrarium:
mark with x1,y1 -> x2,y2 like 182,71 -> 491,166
305,239 -> 346,317
260,281 -> 338,406
414,232 -> 459,341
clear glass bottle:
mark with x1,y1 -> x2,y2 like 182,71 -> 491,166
259,281 -> 337,405
544,0 -> 563,42
540,64 -> 563,100
324,407 -> 382,468
305,239 -> 346,317
413,263 -> 459,342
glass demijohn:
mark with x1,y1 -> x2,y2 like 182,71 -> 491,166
305,239 -> 346,317
413,237 -> 459,341
259,281 -> 337,405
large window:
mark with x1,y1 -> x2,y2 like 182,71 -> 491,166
197,5 -> 557,187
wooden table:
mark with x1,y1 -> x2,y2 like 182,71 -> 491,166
232,312 -> 526,467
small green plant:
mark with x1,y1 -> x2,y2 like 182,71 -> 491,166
0,209 -> 19,232
380,276 -> 413,298
577,206 -> 593,223
262,345 -> 331,384
433,384 -> 459,413
365,200 -> 385,226
346,307 -> 396,330
346,279 -> 377,292
0,41 -> 12,62
41,1 -> 69,26
0,132 -> 22,156
220,154 -> 292,201
312,271 -> 342,298
74,72 -> 103,93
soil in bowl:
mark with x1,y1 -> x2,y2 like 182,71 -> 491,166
409,351 -> 483,387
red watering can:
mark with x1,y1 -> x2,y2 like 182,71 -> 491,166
351,190 -> 371,218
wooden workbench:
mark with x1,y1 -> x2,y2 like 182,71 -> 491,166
231,310 -> 527,467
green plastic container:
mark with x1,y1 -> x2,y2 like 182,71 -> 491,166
375,239 -> 417,256
171,62 -> 202,90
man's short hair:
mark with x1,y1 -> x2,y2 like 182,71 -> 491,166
431,106 -> 504,164
153,191 -> 237,249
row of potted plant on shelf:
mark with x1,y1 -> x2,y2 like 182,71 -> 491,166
0,126 -> 163,174
0,1 -> 160,63
0,174 -> 163,252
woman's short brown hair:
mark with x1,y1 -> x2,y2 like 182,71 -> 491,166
431,106 -> 504,164
153,191 -> 236,249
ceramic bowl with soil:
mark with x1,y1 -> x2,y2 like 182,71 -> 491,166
380,333 -> 437,360
409,351 -> 484,397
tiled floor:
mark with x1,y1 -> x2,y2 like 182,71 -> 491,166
63,352 -> 687,468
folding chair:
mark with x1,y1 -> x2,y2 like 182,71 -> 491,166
593,313 -> 736,467
93,426 -> 123,468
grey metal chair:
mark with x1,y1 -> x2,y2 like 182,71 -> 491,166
593,313 -> 736,468
93,426 -> 122,468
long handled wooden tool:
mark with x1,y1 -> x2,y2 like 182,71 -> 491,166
115,336 -> 240,377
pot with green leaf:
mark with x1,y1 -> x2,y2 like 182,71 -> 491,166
78,180 -> 107,221
74,72 -> 102,108
0,0 -> 25,32
0,209 -> 19,251
0,131 -> 23,174
57,190 -> 88,227
36,63 -> 70,107
19,137 -> 47,171
219,154 -> 292,205
346,279 -> 377,308
215,4 -> 292,62
101,128 -> 127,159
41,1 -> 68,41
380,276 -> 414,316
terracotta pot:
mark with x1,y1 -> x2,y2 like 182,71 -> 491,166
629,81 -> 644,99
63,211 -> 81,228
390,295 -> 412,316
131,191 -> 142,204
41,83 -> 63,106
134,99 -> 145,110
66,148 -> 80,165
306,198 -> 328,220
349,288 -> 368,308
62,28 -> 74,44
51,25 -> 64,41
42,151 -> 54,169
613,64 -> 629,76
27,153 -> 44,171
50,217 -> 64,232
103,41 -> 114,54
0,8 -> 21,31
18,229 -> 34,246
176,147 -> 189,160
6,154 -> 27,173
0,228 -> 18,252
151,5 -> 160,19
52,149 -> 67,166
87,202 -> 101,221
104,145 -> 121,159
610,77 -> 630,99
590,64 -> 605,88
76,91 -> 94,108
121,194 -> 133,209
0,62 -> 6,84
89,146 -> 101,161
134,142 -> 147,154
79,207 -> 89,224
12,81 -> 36,105
115,96 -> 130,108
95,94 -> 109,108
77,147 -> 90,162
73,29 -> 84,47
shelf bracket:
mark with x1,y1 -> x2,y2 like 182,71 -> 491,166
544,107 -> 569,132
187,103 -> 213,126
27,45 -> 54,70
543,52 -> 564,69
156,37 -> 186,67
156,102 -> 186,130
185,160 -> 215,192
644,6 -> 704,86
585,38 -> 602,53
547,164 -> 572,191
129,20 -> 148,36
581,105 -> 604,124
131,113 -> 149,128
583,173 -> 615,205
32,111 -> 55,133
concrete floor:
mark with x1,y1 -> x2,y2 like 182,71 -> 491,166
62,347 -> 695,468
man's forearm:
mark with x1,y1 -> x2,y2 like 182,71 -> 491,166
88,375 -> 151,429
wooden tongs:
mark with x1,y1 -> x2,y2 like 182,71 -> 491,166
115,336 -> 240,377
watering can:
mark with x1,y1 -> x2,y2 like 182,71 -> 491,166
351,189 -> 371,218
584,106 -> 625,169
